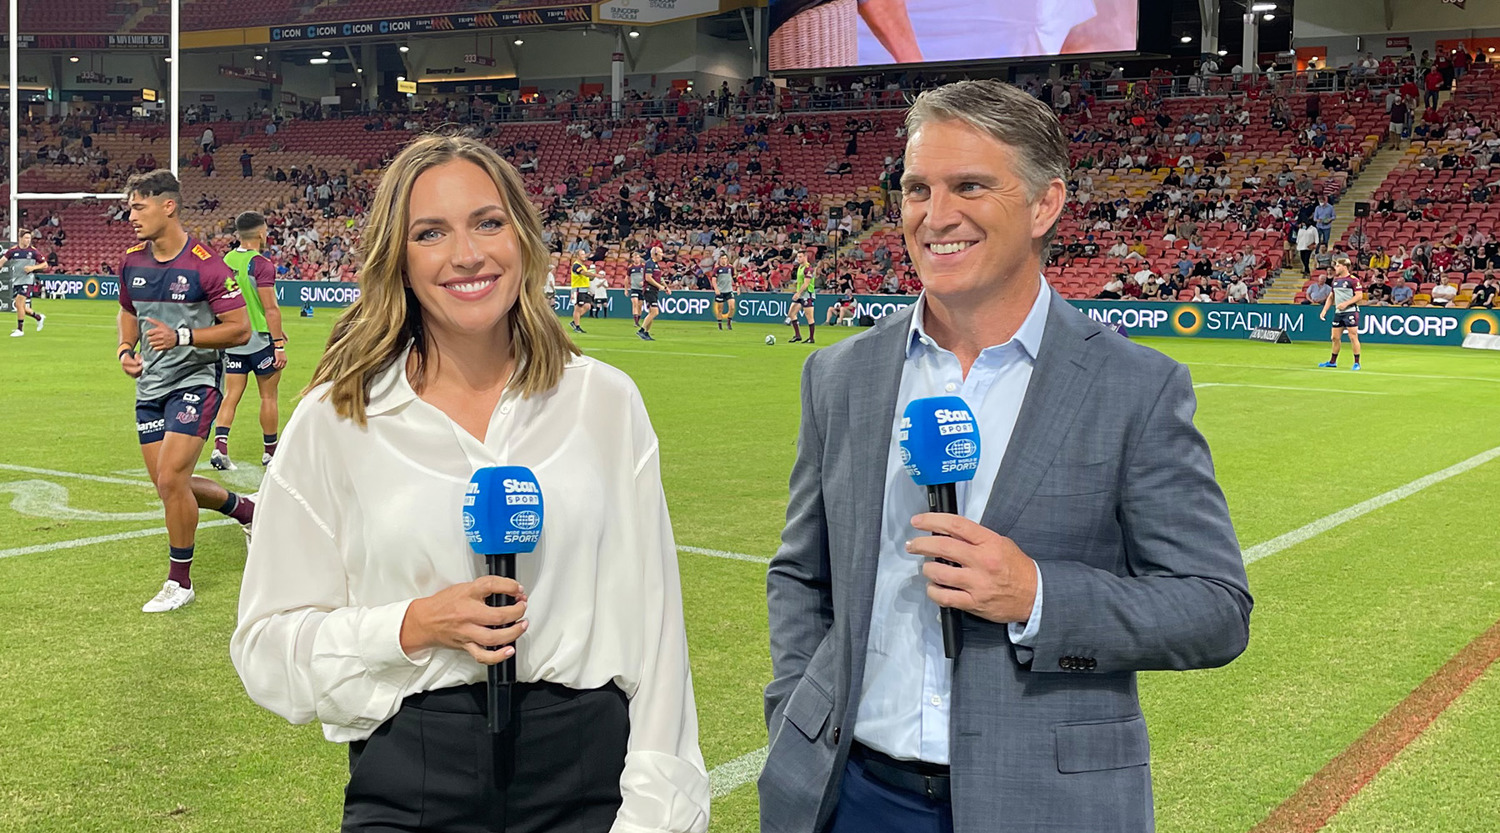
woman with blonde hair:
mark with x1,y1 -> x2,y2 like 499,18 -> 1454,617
230,134 -> 709,833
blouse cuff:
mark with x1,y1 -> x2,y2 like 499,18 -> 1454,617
612,750 -> 711,833
359,599 -> 434,679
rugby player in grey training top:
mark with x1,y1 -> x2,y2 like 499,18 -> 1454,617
4,230 -> 48,336
1318,254 -> 1364,370
116,170 -> 258,613
713,254 -> 737,330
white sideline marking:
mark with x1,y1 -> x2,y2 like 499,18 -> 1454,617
705,445 -> 1500,800
679,545 -> 771,565
709,746 -> 770,799
0,463 -> 154,487
1242,444 -> 1500,565
0,520 -> 239,560
1193,362 -> 1500,384
1193,383 -> 1386,396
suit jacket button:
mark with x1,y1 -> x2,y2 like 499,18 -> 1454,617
1059,657 -> 1072,670
1086,659 -> 1098,670
832,726 -> 841,744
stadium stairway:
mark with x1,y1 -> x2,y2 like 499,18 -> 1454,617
1323,147 -> 1402,245
1260,144 -> 1407,305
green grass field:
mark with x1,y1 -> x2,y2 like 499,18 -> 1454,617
2,300 -> 1498,832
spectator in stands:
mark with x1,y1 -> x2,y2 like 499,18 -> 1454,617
1471,273 -> 1498,309
1097,274 -> 1125,300
1304,274 -> 1331,306
1430,275 -> 1458,307
200,125 -> 215,153
1296,222 -> 1320,274
1463,225 -> 1488,264
1313,244 -> 1334,273
1424,67 -> 1443,110
1365,273 -> 1390,305
240,149 -> 254,178
1390,279 -> 1415,307
1312,196 -> 1335,246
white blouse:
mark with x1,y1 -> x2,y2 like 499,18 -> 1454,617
229,346 -> 710,833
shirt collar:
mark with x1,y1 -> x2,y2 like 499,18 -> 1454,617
906,277 -> 1050,361
365,341 -> 419,417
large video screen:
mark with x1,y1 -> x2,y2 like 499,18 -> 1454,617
768,0 -> 1139,72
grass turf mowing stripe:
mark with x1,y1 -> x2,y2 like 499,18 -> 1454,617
1249,618 -> 1500,833
1191,363 -> 1500,384
1241,445 -> 1500,566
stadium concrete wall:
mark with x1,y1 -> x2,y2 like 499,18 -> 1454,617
32,278 -> 1498,346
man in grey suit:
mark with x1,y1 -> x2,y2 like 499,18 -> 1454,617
761,80 -> 1252,833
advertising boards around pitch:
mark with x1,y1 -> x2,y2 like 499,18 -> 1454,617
548,290 -> 918,325
29,279 -> 1500,347
1070,301 -> 1499,347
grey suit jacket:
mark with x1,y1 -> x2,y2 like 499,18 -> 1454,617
760,294 -> 1253,833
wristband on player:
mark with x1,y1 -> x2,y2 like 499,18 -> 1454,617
176,326 -> 194,347
118,343 -> 136,359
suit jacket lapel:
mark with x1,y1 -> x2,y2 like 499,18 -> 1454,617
980,294 -> 1106,535
844,308 -> 912,672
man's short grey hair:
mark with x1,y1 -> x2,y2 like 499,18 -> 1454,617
905,79 -> 1069,249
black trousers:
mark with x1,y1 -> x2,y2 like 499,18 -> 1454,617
341,682 -> 628,833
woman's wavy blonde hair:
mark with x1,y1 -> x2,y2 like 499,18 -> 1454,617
307,134 -> 579,425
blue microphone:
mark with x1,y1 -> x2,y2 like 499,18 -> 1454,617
464,466 -> 544,734
899,396 -> 981,659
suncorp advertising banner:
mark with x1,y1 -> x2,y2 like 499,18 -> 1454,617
551,289 -> 918,325
35,279 -> 1497,346
1070,301 -> 1497,346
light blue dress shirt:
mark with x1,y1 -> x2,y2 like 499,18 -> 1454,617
853,278 -> 1050,765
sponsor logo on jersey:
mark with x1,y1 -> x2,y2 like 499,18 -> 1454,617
126,242 -> 147,254
137,418 -> 165,433
182,393 -> 201,403
191,244 -> 213,260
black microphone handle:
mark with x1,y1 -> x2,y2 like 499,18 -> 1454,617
924,484 -> 964,660
485,553 -> 517,734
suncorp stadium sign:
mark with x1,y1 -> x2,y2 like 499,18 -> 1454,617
1072,301 -> 1493,346
32,279 -> 1495,345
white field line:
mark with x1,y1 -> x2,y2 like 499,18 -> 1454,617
678,545 -> 771,565
13,453 -> 1500,800
704,444 -> 1500,800
0,520 -> 239,560
1241,444 -> 1500,565
0,463 -> 154,487
709,746 -> 770,799
1193,383 -> 1386,395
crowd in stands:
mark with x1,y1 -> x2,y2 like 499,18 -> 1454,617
6,49 -> 1500,310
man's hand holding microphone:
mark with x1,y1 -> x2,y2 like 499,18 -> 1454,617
899,396 -> 1039,658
